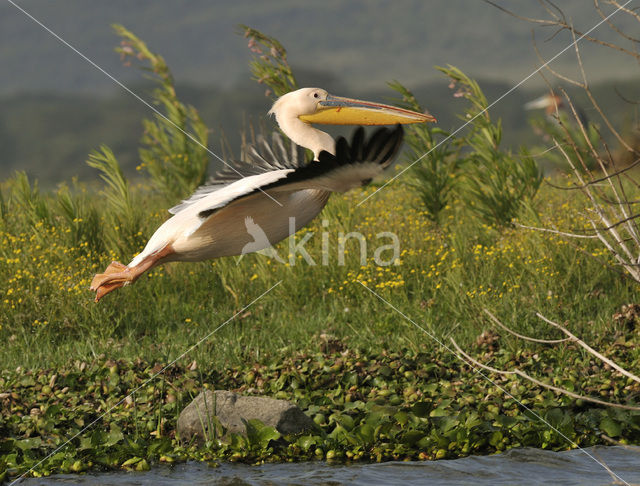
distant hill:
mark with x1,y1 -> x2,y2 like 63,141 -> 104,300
2,76 -> 639,186
1,1 -> 639,186
0,0 -> 637,95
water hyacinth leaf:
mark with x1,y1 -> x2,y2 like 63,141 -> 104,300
354,423 -> 375,444
429,406 -> 449,418
20,376 -> 36,387
44,404 -> 61,419
600,417 -> 622,437
257,425 -> 281,446
394,411 -> 409,426
378,366 -> 393,377
465,412 -> 483,429
90,430 -> 107,447
78,437 -> 93,451
435,416 -> 459,434
105,424 -> 124,447
402,430 -> 426,446
417,435 -> 433,449
121,456 -> 142,467
495,415 -> 518,429
244,419 -> 280,448
342,372 -> 359,387
489,431 -> 503,447
16,438 -> 42,450
337,414 -> 355,431
411,402 -> 431,418
296,435 -> 317,451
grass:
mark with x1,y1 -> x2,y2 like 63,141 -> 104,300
1,174 -> 636,370
2,165 -> 640,480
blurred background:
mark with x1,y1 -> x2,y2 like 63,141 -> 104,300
1,0 -> 638,185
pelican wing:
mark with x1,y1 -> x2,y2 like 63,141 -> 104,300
169,125 -> 402,224
169,132 -> 305,214
260,125 -> 403,193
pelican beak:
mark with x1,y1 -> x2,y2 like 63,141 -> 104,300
300,94 -> 436,125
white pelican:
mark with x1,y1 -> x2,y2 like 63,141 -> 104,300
524,92 -> 564,115
90,87 -> 435,301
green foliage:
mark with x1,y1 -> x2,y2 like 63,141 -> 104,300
393,67 -> 541,227
388,81 -> 462,225
86,145 -> 144,256
238,25 -> 299,98
10,172 -> 51,229
438,65 -> 542,226
55,182 -> 104,255
530,111 -> 602,173
243,419 -> 281,451
2,341 -> 640,479
0,184 -> 8,230
114,24 -> 209,202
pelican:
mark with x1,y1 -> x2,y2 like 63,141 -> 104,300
524,92 -> 564,116
90,87 -> 435,301
525,90 -> 588,129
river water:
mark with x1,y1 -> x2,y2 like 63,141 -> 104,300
18,446 -> 640,486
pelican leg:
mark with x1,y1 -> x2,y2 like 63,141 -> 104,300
90,245 -> 174,302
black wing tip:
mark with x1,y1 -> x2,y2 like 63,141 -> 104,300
311,125 -> 405,168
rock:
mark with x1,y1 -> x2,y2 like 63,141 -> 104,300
177,390 -> 314,443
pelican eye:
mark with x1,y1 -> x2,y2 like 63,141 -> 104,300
313,92 -> 319,98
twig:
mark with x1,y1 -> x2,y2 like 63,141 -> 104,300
515,222 -> 599,239
536,312 -> 640,383
484,309 -> 570,343
450,338 -> 640,410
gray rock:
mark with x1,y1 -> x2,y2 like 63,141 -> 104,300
177,390 -> 314,443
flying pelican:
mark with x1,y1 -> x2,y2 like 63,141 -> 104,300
90,87 -> 435,301
524,91 -> 564,116
525,90 -> 588,132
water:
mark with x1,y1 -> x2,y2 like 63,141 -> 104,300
19,446 -> 640,486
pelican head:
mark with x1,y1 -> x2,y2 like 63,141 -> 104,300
270,87 -> 436,125
269,87 -> 435,158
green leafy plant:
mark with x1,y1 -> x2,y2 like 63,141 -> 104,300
529,109 -> 601,173
114,24 -> 209,202
0,184 -> 9,231
86,145 -> 144,256
244,419 -> 281,451
239,25 -> 299,98
439,65 -> 542,226
10,171 -> 51,229
389,81 -> 463,225
56,182 -> 103,255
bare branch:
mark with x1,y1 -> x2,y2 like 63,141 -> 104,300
607,0 -> 640,23
543,158 -> 640,191
483,1 -> 558,26
514,222 -> 599,239
595,0 -> 640,43
484,309 -> 571,343
536,312 -> 640,383
450,337 -> 640,410
532,33 -> 584,87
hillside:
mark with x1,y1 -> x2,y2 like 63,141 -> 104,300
1,1 -> 639,185
0,0 -> 637,95
2,76 -> 639,186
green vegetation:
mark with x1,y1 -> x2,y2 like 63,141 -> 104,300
2,23 -> 640,481
2,340 -> 639,479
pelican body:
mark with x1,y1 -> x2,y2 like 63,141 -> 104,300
90,88 -> 435,301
